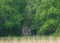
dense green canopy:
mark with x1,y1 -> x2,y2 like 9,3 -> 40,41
0,0 -> 60,36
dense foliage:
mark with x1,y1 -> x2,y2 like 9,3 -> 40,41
0,0 -> 60,36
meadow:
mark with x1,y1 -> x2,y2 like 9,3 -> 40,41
0,36 -> 60,43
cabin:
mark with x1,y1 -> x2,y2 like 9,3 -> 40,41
22,26 -> 31,36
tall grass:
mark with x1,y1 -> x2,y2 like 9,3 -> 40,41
0,36 -> 60,43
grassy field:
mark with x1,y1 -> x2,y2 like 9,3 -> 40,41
0,36 -> 60,43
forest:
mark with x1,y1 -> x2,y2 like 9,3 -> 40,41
0,0 -> 60,36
